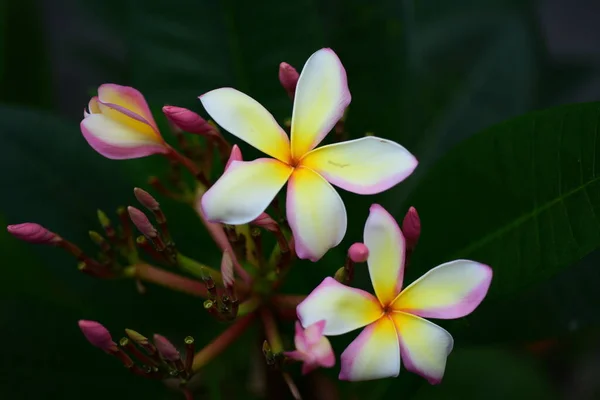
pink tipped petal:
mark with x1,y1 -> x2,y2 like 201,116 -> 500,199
286,167 -> 347,261
297,277 -> 382,336
98,84 -> 158,131
391,260 -> 493,319
294,321 -> 308,353
199,88 -> 291,163
391,312 -> 453,385
224,144 -> 243,171
284,350 -> 305,362
201,158 -> 293,224
300,137 -> 418,194
290,48 -> 351,159
364,204 -> 406,306
80,115 -> 168,160
314,337 -> 336,368
339,317 -> 400,381
303,320 -> 327,346
97,101 -> 159,138
86,96 -> 100,115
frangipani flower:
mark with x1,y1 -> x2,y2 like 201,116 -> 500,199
284,320 -> 335,375
200,48 -> 418,261
297,204 -> 492,382
81,84 -> 169,159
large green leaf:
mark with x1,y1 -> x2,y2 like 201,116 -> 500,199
403,101 -> 600,341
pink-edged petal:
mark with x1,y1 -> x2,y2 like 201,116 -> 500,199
313,337 -> 335,368
304,320 -> 327,347
96,101 -> 160,139
300,137 -> 418,194
339,317 -> 400,381
293,321 -> 308,353
201,158 -> 293,225
97,84 -> 158,131
80,115 -> 168,160
286,167 -> 347,261
364,204 -> 406,306
84,96 -> 101,117
200,88 -> 291,163
290,48 -> 351,160
391,312 -> 453,385
391,260 -> 492,319
297,277 -> 382,336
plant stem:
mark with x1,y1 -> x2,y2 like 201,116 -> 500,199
126,264 -> 207,298
260,308 -> 283,353
270,295 -> 305,320
192,312 -> 256,371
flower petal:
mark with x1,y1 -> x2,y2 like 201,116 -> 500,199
201,158 -> 293,224
97,84 -> 158,131
286,167 -> 347,261
97,101 -> 159,138
364,204 -> 406,306
290,48 -> 351,160
313,337 -> 336,368
304,320 -> 327,347
339,317 -> 400,381
391,260 -> 492,319
80,114 -> 168,160
300,137 -> 418,194
297,277 -> 382,336
200,88 -> 291,163
391,312 -> 453,384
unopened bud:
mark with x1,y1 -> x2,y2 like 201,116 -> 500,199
154,334 -> 180,361
97,210 -> 111,230
348,242 -> 369,263
251,212 -> 279,232
334,266 -> 348,283
78,320 -> 117,352
162,105 -> 216,137
221,250 -> 235,290
224,145 -> 243,171
279,62 -> 299,99
127,206 -> 157,238
6,223 -> 59,244
134,188 -> 160,211
125,328 -> 149,345
402,207 -> 421,251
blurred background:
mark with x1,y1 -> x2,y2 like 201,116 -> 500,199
1,0 -> 600,398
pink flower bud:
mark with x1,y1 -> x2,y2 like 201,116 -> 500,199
348,242 -> 369,263
133,188 -> 160,211
7,223 -> 59,244
153,334 -> 180,361
78,320 -> 117,352
221,250 -> 235,289
402,206 -> 421,251
224,145 -> 243,171
127,206 -> 157,238
279,62 -> 299,99
162,105 -> 216,137
250,212 -> 279,232
284,321 -> 335,375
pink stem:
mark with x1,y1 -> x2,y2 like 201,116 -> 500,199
133,263 -> 207,298
192,312 -> 257,370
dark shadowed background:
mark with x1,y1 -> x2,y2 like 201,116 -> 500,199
1,0 -> 600,399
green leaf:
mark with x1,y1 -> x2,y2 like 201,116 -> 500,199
403,101 -> 600,341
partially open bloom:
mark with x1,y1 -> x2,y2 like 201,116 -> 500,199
200,48 -> 418,261
297,204 -> 492,382
81,84 -> 169,159
284,321 -> 335,375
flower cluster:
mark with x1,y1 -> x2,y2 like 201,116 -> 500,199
7,48 -> 492,398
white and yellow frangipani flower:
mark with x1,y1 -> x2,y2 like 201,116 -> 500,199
297,204 -> 493,382
199,48 -> 418,261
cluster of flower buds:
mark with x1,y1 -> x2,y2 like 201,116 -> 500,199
79,320 -> 196,384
